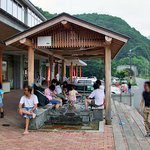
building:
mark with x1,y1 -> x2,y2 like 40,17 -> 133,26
0,0 -> 47,91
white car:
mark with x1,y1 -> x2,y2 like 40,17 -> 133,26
111,86 -> 121,94
100,85 -> 121,94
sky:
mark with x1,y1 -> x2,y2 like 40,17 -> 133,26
30,0 -> 150,37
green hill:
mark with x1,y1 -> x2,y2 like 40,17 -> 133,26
36,7 -> 150,78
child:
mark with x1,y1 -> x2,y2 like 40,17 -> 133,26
0,83 -> 4,118
68,85 -> 82,106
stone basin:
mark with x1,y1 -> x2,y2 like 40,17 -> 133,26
29,96 -> 104,130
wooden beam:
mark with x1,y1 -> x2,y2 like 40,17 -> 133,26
0,47 -> 3,85
20,38 -> 33,47
19,38 -> 65,60
52,49 -> 104,55
28,46 -> 34,87
36,47 -> 65,60
64,55 -> 104,59
105,36 -> 112,125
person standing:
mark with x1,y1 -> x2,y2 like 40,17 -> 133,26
128,82 -> 131,93
139,81 -> 150,137
18,86 -> 38,135
0,83 -> 4,118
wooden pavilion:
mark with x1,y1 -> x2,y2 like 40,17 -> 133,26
3,13 -> 129,124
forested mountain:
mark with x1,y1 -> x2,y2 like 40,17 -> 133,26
37,7 -> 150,78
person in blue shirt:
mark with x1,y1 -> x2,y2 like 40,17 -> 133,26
0,83 -> 4,118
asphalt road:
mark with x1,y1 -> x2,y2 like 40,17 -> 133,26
132,77 -> 147,111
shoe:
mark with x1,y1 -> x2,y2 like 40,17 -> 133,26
145,133 -> 150,137
1,112 -> 4,118
32,113 -> 36,119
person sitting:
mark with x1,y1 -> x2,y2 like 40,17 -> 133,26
45,85 -> 62,109
68,85 -> 82,106
56,81 -> 68,103
84,83 -> 105,110
96,80 -> 104,90
18,86 -> 38,135
51,79 -> 57,86
55,81 -> 62,95
62,86 -> 68,100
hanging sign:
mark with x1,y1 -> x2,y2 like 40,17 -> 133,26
37,36 -> 51,46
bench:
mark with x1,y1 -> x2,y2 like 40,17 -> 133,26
29,105 -> 53,130
91,105 -> 104,121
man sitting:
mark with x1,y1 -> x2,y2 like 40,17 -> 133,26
18,86 -> 38,135
84,83 -> 105,110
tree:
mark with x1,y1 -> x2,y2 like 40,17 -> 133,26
114,70 -> 129,80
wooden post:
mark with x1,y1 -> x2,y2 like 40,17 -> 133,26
50,56 -> 53,82
105,36 -> 112,125
64,61 -> 66,78
71,62 -> 73,82
47,59 -> 50,87
62,60 -> 64,82
0,47 -> 3,85
53,63 -> 55,79
28,46 -> 34,87
76,64 -> 78,80
80,65 -> 81,79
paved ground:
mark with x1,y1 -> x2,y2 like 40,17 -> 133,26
132,77 -> 146,111
0,90 -> 114,150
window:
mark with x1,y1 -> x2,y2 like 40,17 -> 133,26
13,1 -> 17,18
7,0 -> 13,15
27,8 -> 42,27
1,0 -> 7,11
18,5 -> 22,21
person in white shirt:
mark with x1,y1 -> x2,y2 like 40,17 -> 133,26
18,86 -> 38,135
55,81 -> 62,95
84,83 -> 105,110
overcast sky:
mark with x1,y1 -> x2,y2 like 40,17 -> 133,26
30,0 -> 150,37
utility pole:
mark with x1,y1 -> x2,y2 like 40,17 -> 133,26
129,49 -> 132,82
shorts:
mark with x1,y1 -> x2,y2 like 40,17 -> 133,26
0,102 -> 3,108
91,100 -> 103,107
21,107 -> 37,120
51,99 -> 61,104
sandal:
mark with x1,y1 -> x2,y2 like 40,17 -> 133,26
23,131 -> 29,135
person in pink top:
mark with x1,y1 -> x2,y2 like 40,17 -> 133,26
44,85 -> 62,109
68,85 -> 82,106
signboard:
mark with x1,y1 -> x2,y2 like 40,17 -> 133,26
37,36 -> 51,46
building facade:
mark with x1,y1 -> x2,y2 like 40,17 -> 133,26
0,0 -> 47,91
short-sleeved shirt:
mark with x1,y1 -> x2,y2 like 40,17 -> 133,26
69,90 -> 78,102
20,94 -> 38,108
55,85 -> 62,94
89,89 -> 104,106
143,91 -> 150,107
45,88 -> 53,100
0,89 -> 4,103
